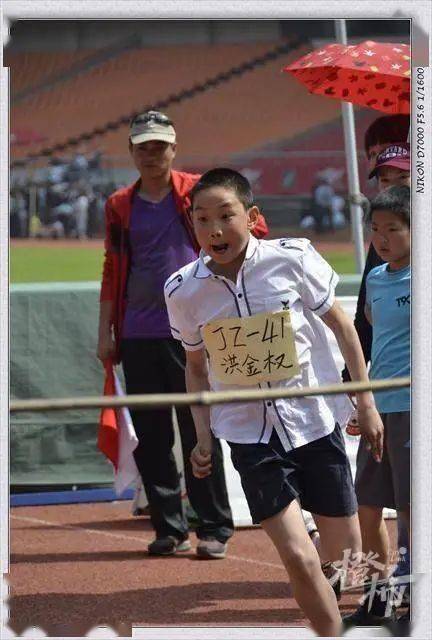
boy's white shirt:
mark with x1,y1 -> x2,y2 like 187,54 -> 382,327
164,234 -> 352,451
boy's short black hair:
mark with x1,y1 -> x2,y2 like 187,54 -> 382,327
190,168 -> 254,210
366,185 -> 410,227
364,114 -> 410,156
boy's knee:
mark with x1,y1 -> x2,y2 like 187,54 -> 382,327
280,543 -> 319,578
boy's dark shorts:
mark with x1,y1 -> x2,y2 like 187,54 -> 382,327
227,423 -> 358,524
355,411 -> 410,511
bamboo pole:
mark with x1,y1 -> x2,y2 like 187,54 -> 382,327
10,377 -> 410,414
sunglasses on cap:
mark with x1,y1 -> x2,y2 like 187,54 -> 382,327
130,112 -> 174,127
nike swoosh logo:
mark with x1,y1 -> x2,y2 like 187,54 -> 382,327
372,297 -> 382,302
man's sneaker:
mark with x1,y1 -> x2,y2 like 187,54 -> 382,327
196,537 -> 227,559
147,536 -> 191,556
343,601 -> 397,630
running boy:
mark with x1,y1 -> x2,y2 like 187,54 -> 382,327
344,185 -> 410,629
164,168 -> 384,636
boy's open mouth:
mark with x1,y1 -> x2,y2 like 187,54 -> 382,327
211,243 -> 229,254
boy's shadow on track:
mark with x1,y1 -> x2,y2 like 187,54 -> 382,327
8,580 -> 301,635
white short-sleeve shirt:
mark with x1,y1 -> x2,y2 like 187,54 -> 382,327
164,235 -> 352,451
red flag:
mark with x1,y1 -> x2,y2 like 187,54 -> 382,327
97,361 -> 119,470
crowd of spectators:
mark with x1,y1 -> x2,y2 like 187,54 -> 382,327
11,150 -> 351,240
300,170 -> 348,233
10,151 -> 116,240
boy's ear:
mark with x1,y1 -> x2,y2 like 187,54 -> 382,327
247,205 -> 261,229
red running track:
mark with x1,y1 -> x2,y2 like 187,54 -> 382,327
7,502 -> 398,636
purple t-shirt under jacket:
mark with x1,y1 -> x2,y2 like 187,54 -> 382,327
122,191 -> 197,339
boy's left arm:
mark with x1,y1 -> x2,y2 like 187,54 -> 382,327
321,300 -> 384,462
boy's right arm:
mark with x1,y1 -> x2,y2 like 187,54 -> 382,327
185,348 -> 213,478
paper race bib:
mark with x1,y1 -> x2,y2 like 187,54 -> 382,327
202,310 -> 300,386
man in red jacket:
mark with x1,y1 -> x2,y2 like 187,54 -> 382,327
97,110 -> 268,558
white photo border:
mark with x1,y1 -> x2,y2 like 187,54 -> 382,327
1,3 -> 431,639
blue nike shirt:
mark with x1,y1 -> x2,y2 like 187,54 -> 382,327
366,263 -> 410,413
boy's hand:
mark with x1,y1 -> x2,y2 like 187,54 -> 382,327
357,406 -> 384,462
190,443 -> 212,478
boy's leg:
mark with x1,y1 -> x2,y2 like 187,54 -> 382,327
343,415 -> 397,626
261,499 -> 342,637
295,424 -> 359,582
355,411 -> 411,586
227,434 -> 342,635
313,513 -> 361,565
386,411 -> 411,614
358,505 -> 390,580
312,512 -> 362,590
354,416 -> 394,582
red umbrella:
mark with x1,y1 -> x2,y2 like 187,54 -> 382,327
284,40 -> 410,114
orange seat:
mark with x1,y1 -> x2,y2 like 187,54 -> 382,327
9,42 -> 341,166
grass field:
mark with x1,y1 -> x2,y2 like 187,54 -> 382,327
10,243 -> 356,283
11,245 -> 105,284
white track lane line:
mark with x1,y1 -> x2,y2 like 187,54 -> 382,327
10,514 -> 285,570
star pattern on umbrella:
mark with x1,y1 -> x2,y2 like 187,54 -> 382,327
284,40 -> 411,114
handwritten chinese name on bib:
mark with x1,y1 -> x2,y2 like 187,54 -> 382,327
201,310 -> 300,386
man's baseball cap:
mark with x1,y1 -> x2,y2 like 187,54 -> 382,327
129,111 -> 176,145
369,143 -> 410,179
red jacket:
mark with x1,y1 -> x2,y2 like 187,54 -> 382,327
100,170 -> 269,362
